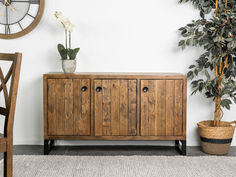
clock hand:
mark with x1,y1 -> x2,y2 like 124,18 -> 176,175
0,1 -> 7,16
5,0 -> 16,12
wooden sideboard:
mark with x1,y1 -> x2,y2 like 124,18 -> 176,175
44,73 -> 187,155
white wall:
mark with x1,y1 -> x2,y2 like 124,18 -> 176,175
0,0 -> 235,146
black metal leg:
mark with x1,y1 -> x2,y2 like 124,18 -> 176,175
44,140 -> 55,155
175,140 -> 179,147
50,140 -> 55,149
175,140 -> 180,154
181,140 -> 186,155
175,140 -> 186,155
44,140 -> 49,155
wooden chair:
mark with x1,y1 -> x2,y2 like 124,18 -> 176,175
0,53 -> 22,177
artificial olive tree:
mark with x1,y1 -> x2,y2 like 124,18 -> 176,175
178,0 -> 236,126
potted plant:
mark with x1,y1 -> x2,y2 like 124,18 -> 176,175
55,11 -> 80,73
178,0 -> 236,155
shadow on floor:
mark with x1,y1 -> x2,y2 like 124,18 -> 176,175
10,145 -> 236,156
0,146 -> 235,160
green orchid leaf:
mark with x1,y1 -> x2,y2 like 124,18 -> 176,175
57,44 -> 67,60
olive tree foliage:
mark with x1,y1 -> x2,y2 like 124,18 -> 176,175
178,0 -> 236,126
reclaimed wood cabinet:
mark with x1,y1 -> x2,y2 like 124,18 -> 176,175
44,73 -> 187,155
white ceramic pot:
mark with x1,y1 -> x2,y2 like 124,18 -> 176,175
62,59 -> 77,73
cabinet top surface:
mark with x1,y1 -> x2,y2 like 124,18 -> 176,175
44,72 -> 186,76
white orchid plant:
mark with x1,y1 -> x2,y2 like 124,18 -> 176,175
55,11 -> 80,60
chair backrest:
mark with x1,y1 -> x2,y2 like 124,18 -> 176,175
0,53 -> 22,138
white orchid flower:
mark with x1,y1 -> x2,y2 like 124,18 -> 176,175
55,11 -> 75,32
64,21 -> 75,32
55,11 -> 65,22
54,11 -> 77,52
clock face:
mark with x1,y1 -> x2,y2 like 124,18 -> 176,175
0,0 -> 44,39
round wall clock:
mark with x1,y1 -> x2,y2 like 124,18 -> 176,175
0,0 -> 44,39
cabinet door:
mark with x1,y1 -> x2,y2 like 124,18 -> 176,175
73,79 -> 91,136
141,80 -> 183,136
47,79 -> 91,136
47,79 -> 74,136
94,80 -> 137,136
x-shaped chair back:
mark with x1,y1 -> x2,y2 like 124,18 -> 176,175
0,53 -> 22,177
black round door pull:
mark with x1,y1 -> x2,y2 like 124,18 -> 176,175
81,86 -> 88,92
143,87 -> 149,92
96,87 -> 102,92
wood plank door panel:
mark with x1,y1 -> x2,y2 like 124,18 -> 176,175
141,80 -> 183,136
73,79 -> 91,136
47,79 -> 91,136
47,79 -> 73,136
94,79 -> 137,136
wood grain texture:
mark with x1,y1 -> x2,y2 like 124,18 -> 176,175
182,77 -> 187,139
148,80 -> 156,136
90,79 -> 94,136
0,140 -> 7,152
62,79 -> 74,135
44,74 -> 186,146
94,80 -> 137,136
166,80 -> 175,136
43,75 -> 48,139
94,80 -> 103,136
44,73 -> 186,80
73,79 -> 82,135
73,79 -> 91,136
48,79 -> 91,136
141,80 -> 149,136
136,79 -> 141,136
174,80 -> 183,136
119,80 -> 129,136
141,80 -> 167,136
156,80 -> 166,136
45,135 -> 185,141
0,53 -> 22,177
47,79 -> 74,136
56,80 -> 64,135
128,80 -> 137,135
47,79 -> 57,135
80,79 -> 91,135
102,80 -> 112,136
111,80 -> 120,136
141,80 -> 183,137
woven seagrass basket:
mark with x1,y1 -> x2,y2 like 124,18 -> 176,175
198,120 -> 236,155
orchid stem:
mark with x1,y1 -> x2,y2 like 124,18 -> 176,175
65,30 -> 68,49
65,30 -> 68,59
69,32 -> 71,49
